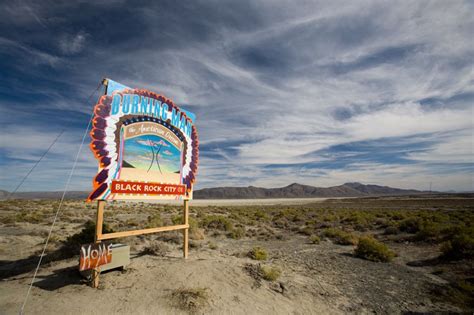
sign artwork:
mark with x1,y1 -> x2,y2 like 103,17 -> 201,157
80,243 -> 112,271
88,79 -> 199,201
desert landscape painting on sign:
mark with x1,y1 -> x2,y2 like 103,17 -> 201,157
120,123 -> 183,185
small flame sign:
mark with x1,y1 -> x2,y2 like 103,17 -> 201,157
79,243 -> 112,271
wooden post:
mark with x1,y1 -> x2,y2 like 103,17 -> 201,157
97,224 -> 188,240
92,200 -> 105,288
183,200 -> 189,259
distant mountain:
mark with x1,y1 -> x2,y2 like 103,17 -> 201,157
193,182 -> 427,199
0,190 -> 9,199
0,191 -> 88,200
0,182 -> 429,200
122,160 -> 135,168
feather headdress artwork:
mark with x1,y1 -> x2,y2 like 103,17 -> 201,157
88,81 -> 198,201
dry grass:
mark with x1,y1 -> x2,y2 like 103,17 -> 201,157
171,288 -> 210,313
244,263 -> 281,284
141,241 -> 170,256
247,246 -> 268,260
322,228 -> 357,245
208,242 -> 218,250
355,236 -> 395,262
440,231 -> 474,260
147,213 -> 163,228
260,265 -> 281,281
309,235 -> 321,244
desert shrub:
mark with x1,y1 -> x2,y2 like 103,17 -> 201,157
457,279 -> 474,295
244,263 -> 281,285
257,227 -> 277,240
398,217 -> 422,233
274,208 -> 304,223
15,211 -> 44,223
354,224 -> 370,232
429,212 -> 451,223
228,226 -> 245,239
440,232 -> 474,260
390,212 -> 406,221
273,218 -> 289,229
323,214 -> 338,222
342,212 -> 374,227
172,216 -> 203,239
415,221 -> 443,241
147,213 -> 163,228
190,227 -> 205,240
275,233 -> 287,240
172,214 -> 189,226
208,242 -> 218,250
248,246 -> 268,260
292,214 -> 304,222
61,220 -> 114,256
188,216 -> 199,230
0,215 -> 16,225
48,234 -> 62,243
253,210 -> 270,221
200,215 -> 233,231
309,235 -> 321,244
383,226 -> 399,235
259,265 -> 281,281
171,288 -> 209,312
431,280 -> 474,309
125,218 -> 140,227
228,212 -> 243,222
299,225 -> 313,236
355,236 -> 395,262
322,228 -> 357,245
141,241 -> 170,256
374,218 -> 389,228
451,279 -> 474,307
276,208 -> 296,219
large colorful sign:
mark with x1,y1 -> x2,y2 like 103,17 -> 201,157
88,79 -> 199,201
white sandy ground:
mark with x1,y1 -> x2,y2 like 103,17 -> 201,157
138,197 -> 353,206
0,232 -> 462,315
1,246 -> 341,315
189,198 -> 351,206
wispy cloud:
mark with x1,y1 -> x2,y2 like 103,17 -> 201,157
0,37 -> 61,67
58,31 -> 88,55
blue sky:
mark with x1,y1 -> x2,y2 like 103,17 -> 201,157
0,0 -> 473,192
123,136 -> 181,173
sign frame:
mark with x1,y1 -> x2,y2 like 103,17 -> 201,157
88,79 -> 195,288
88,79 -> 198,202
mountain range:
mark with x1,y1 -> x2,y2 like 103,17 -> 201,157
0,182 -> 432,200
193,182 -> 427,199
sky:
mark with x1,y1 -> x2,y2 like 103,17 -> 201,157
0,0 -> 473,192
124,136 -> 181,173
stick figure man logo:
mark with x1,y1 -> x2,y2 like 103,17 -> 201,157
146,139 -> 163,174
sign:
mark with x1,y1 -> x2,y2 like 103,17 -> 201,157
88,79 -> 199,201
111,181 -> 186,195
79,243 -> 112,271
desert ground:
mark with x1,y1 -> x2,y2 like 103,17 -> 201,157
0,196 -> 473,314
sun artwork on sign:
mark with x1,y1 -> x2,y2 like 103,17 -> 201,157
88,79 -> 199,201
